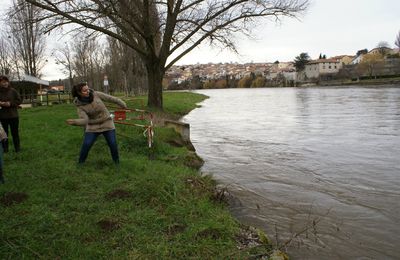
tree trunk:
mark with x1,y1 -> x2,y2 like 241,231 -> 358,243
146,60 -> 164,109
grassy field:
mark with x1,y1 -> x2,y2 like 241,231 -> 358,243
0,92 -> 272,259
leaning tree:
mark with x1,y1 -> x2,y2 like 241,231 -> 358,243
25,0 -> 309,109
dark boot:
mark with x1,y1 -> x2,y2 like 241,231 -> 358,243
2,140 -> 8,153
0,169 -> 4,184
14,137 -> 20,153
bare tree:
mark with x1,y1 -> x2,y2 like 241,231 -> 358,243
358,53 -> 385,79
105,37 -> 147,96
395,31 -> 400,49
376,41 -> 391,56
0,30 -> 23,79
0,33 -> 12,75
26,0 -> 309,109
54,42 -> 74,90
7,0 -> 47,77
71,35 -> 105,89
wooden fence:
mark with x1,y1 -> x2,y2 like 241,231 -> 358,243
22,92 -> 73,107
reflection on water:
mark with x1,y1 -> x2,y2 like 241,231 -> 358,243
183,87 -> 400,259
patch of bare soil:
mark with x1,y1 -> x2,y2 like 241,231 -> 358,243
97,219 -> 121,232
165,223 -> 187,237
0,192 -> 28,207
105,189 -> 133,200
195,228 -> 223,240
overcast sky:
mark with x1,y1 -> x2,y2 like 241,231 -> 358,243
177,0 -> 400,64
1,0 -> 400,80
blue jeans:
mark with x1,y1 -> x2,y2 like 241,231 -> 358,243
79,129 -> 119,164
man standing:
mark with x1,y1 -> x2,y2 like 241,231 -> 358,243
0,75 -> 22,153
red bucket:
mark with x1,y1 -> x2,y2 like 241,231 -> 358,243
114,110 -> 126,120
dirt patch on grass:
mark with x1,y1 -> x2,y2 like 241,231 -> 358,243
97,219 -> 121,232
0,192 -> 28,207
195,228 -> 223,240
105,189 -> 133,200
166,223 -> 187,237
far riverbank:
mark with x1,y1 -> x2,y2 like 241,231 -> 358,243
303,77 -> 400,87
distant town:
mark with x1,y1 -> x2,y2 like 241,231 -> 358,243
164,46 -> 400,90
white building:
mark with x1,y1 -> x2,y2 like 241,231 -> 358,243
351,54 -> 364,64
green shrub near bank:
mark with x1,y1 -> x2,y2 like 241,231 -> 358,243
0,92 -> 273,259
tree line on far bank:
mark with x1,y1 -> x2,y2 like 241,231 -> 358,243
166,72 -> 294,91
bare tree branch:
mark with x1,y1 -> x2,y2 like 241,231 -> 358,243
23,0 -> 309,108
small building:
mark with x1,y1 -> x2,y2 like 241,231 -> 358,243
11,74 -> 49,103
303,59 -> 343,80
351,54 -> 364,64
368,47 -> 394,56
331,55 -> 355,65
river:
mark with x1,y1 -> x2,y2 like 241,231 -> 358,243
182,86 -> 400,259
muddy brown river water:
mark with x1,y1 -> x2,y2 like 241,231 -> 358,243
183,87 -> 400,259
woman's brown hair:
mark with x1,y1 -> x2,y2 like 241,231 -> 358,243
71,82 -> 87,98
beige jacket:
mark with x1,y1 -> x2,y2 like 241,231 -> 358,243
70,91 -> 127,132
0,124 -> 7,141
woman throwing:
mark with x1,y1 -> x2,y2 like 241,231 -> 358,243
66,83 -> 127,164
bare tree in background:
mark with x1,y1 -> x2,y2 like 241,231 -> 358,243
54,42 -> 74,90
0,33 -> 12,75
358,52 -> 385,79
6,0 -> 47,77
72,38 -> 90,82
26,0 -> 309,109
105,37 -> 147,96
376,41 -> 391,56
395,31 -> 400,49
0,30 -> 23,79
71,35 -> 105,89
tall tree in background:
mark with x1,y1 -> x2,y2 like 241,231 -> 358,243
7,0 -> 47,77
71,35 -> 105,89
294,52 -> 310,71
25,0 -> 309,109
0,31 -> 22,78
54,42 -> 74,90
105,37 -> 147,96
0,33 -> 12,75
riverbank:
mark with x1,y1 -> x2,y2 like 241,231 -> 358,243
307,77 -> 400,87
0,92 -> 279,259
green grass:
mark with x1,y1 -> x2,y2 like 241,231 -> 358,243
123,91 -> 209,120
0,92 -> 267,259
